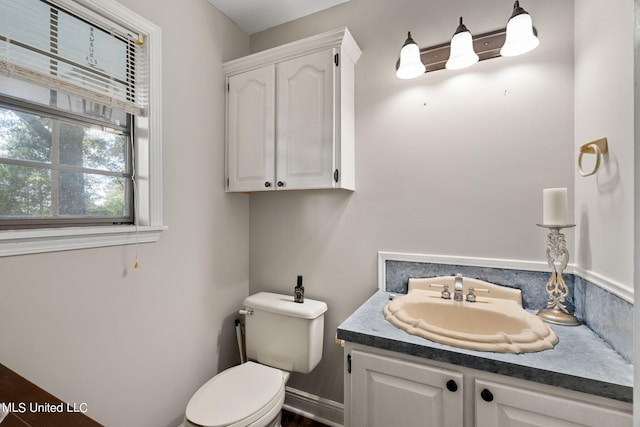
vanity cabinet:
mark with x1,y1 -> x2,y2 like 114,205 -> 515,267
350,349 -> 463,427
475,378 -> 632,427
343,343 -> 632,427
223,28 -> 361,192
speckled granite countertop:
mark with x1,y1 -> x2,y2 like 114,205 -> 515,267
337,291 -> 633,403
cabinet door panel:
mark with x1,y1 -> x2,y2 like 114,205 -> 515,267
475,379 -> 632,427
351,350 -> 463,427
277,49 -> 334,189
227,65 -> 275,191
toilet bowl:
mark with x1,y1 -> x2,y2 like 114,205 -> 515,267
183,292 -> 327,427
184,362 -> 290,427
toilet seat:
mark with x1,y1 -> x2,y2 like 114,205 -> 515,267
185,362 -> 286,427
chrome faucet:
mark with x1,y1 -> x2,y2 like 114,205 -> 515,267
453,274 -> 464,302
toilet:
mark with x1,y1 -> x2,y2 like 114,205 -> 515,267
184,292 -> 328,427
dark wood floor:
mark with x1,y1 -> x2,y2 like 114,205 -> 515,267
0,361 -> 328,427
281,410 -> 331,427
0,363 -> 103,427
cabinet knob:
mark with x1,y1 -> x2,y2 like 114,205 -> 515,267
264,181 -> 272,188
277,181 -> 285,187
446,380 -> 458,392
480,388 -> 494,402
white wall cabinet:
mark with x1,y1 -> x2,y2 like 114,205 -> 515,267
344,343 -> 632,427
223,28 -> 361,192
226,65 -> 275,192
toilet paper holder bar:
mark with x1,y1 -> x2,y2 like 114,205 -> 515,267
578,137 -> 608,177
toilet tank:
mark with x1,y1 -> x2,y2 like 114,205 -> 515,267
243,292 -> 327,374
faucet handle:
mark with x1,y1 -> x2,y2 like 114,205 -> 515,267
429,283 -> 451,299
466,287 -> 476,302
466,287 -> 489,302
441,284 -> 451,300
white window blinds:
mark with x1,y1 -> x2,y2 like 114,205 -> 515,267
0,0 -> 146,116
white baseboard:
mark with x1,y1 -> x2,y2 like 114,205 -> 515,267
284,386 -> 344,427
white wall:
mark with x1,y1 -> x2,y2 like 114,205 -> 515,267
0,1 -> 250,426
574,0 -> 634,300
248,0 -> 575,404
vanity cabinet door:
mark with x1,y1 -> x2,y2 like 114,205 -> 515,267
350,349 -> 464,427
475,378 -> 632,427
276,48 -> 335,190
226,64 -> 275,192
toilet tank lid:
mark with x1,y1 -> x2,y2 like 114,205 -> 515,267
243,292 -> 327,319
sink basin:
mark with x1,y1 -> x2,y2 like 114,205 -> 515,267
383,276 -> 558,353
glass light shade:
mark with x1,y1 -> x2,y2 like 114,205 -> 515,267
500,3 -> 539,56
445,24 -> 479,70
396,32 -> 426,79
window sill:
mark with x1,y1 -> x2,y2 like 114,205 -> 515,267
0,225 -> 167,257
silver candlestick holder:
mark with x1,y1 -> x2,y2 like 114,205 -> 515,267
536,224 -> 580,326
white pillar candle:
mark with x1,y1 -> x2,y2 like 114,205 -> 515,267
543,188 -> 568,226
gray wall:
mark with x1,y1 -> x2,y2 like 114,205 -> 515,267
0,0 -> 250,425
248,0 -> 576,403
574,0 -> 634,297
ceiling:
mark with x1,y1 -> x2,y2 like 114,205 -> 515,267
207,0 -> 350,35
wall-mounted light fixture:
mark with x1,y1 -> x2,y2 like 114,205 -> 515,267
396,32 -> 426,79
445,17 -> 478,70
395,1 -> 538,79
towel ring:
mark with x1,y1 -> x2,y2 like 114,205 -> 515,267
578,138 -> 608,177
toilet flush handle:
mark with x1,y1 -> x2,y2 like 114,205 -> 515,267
238,308 -> 253,316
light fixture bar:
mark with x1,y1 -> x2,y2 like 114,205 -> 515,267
414,28 -> 507,73
395,1 -> 538,78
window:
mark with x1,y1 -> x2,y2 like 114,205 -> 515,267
0,0 -> 164,256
